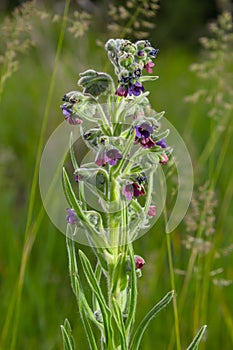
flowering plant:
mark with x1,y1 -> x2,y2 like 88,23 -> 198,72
59,39 -> 206,350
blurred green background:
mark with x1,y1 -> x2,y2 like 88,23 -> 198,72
0,0 -> 232,349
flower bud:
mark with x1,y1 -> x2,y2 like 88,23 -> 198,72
160,154 -> 169,165
94,310 -> 103,323
105,39 -> 116,51
134,255 -> 145,269
119,53 -> 134,68
148,205 -> 156,217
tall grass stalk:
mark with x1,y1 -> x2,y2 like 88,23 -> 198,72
0,1 -> 71,348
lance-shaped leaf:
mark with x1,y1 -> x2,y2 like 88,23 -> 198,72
62,167 -> 108,248
139,75 -> 159,82
111,254 -> 128,294
60,319 -> 76,350
78,69 -> 114,97
186,325 -> 207,350
79,250 -> 115,348
130,290 -> 174,350
125,245 -> 137,333
66,230 -> 104,331
112,298 -> 128,350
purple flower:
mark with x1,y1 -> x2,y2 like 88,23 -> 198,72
148,205 -> 156,217
95,153 -> 109,166
115,85 -> 128,97
144,61 -> 154,74
135,123 -> 153,138
134,255 -> 145,269
66,208 -> 78,224
60,104 -> 82,125
95,149 -> 122,166
128,82 -> 144,96
122,183 -> 134,200
137,50 -> 145,57
106,149 -> 122,165
149,48 -> 159,57
61,105 -> 72,117
156,138 -> 168,149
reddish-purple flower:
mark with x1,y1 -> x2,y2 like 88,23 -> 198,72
134,255 -> 145,269
122,183 -> 134,200
95,153 -> 109,166
122,182 -> 145,200
140,137 -> 155,149
115,85 -> 128,97
61,104 -> 82,125
148,205 -> 156,217
66,208 -> 78,224
95,149 -> 122,166
135,123 -> 155,148
156,138 -> 168,149
144,61 -> 155,74
106,149 -> 122,165
160,154 -> 169,165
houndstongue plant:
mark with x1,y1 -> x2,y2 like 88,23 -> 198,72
59,39 -> 206,350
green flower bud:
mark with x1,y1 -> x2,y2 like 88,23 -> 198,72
118,53 -> 134,68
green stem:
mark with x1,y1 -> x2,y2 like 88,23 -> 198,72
166,231 -> 181,350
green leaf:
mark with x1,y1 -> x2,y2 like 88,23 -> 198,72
130,290 -> 174,350
125,245 -> 137,333
111,254 -> 128,294
186,325 -> 207,350
60,319 -> 76,350
78,69 -> 113,97
140,75 -> 159,82
78,298 -> 99,350
79,250 -> 115,348
112,298 -> 128,350
62,167 -> 108,248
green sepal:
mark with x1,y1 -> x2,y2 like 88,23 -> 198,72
139,75 -> 159,82
60,319 -> 76,350
186,325 -> 207,350
78,69 -> 114,97
130,290 -> 174,350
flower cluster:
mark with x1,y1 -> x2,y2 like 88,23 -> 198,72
105,39 -> 159,97
135,122 -> 155,148
122,175 -> 147,200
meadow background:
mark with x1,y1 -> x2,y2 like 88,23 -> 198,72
0,0 -> 232,349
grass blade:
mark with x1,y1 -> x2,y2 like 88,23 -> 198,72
186,325 -> 207,350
